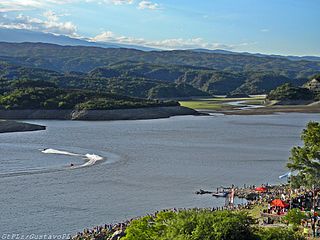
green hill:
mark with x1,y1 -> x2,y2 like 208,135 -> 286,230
267,83 -> 314,101
0,62 -> 208,99
0,86 -> 178,110
0,42 -> 319,97
1,43 -> 319,78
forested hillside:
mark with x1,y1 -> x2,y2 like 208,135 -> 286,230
0,43 -> 319,77
0,85 -> 178,110
0,42 -> 319,97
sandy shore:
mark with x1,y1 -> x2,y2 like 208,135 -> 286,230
0,120 -> 46,133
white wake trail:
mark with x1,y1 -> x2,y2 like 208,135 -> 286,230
41,148 -> 104,168
78,154 -> 104,168
41,148 -> 80,156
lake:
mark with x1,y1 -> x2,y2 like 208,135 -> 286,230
0,113 -> 319,235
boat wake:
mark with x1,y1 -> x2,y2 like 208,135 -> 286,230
0,147 -> 116,179
73,154 -> 104,168
41,148 -> 104,168
41,148 -> 80,156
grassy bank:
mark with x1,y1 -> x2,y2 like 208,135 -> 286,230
179,96 -> 320,115
179,96 -> 265,110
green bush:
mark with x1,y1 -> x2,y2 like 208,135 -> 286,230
257,227 -> 305,240
121,210 -> 306,240
123,210 -> 256,240
283,209 -> 306,225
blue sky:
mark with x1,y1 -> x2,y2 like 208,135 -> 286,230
0,0 -> 319,56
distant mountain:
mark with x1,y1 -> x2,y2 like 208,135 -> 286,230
248,52 -> 320,62
191,49 -> 235,55
0,60 -> 208,98
285,55 -> 320,62
0,52 -> 314,96
0,42 -> 319,96
1,28 -> 319,61
190,49 -> 320,62
0,28 -> 156,51
0,42 -> 319,78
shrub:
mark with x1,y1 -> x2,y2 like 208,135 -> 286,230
257,227 -> 305,240
283,209 -> 306,225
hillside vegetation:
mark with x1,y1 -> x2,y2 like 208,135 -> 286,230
88,210 -> 304,240
0,43 -> 319,98
0,43 -> 319,78
267,83 -> 315,102
0,86 -> 178,110
0,61 -> 208,99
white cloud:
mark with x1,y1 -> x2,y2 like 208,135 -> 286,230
0,0 -> 77,12
0,0 -> 43,12
109,0 -> 133,5
138,1 -> 160,10
92,31 -> 249,50
260,28 -> 270,32
85,0 -> 133,5
43,10 -> 59,22
0,0 -> 132,12
0,11 -> 78,36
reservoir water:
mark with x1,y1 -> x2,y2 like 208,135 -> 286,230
0,113 -> 319,235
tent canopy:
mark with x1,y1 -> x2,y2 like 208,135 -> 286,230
255,186 -> 267,192
271,199 -> 289,208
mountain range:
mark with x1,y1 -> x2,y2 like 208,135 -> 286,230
0,28 -> 157,51
0,40 -> 319,98
1,28 -> 319,62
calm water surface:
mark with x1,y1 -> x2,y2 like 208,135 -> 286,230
0,113 -> 319,234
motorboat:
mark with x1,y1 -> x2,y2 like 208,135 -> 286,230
212,192 -> 229,197
195,189 -> 212,195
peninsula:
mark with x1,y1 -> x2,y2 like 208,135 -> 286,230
0,86 -> 200,121
0,120 -> 45,133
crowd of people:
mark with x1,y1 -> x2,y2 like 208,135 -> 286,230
249,185 -> 320,238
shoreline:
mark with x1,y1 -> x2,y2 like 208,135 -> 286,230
0,120 -> 46,133
0,106 -> 200,121
72,183 -> 286,239
72,205 -> 254,240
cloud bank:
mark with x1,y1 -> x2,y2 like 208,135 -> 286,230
138,1 -> 161,10
92,31 -> 248,50
0,11 -> 77,36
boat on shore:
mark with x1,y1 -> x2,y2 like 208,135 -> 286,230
212,192 -> 229,197
196,186 -> 230,197
195,189 -> 213,195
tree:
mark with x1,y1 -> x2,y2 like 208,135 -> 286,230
287,121 -> 320,188
122,210 -> 305,240
283,209 -> 306,225
257,227 -> 305,240
123,210 -> 257,240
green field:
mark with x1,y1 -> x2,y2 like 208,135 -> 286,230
179,96 -> 266,110
179,101 -> 224,110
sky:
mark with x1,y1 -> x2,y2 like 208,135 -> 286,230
0,0 -> 319,56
